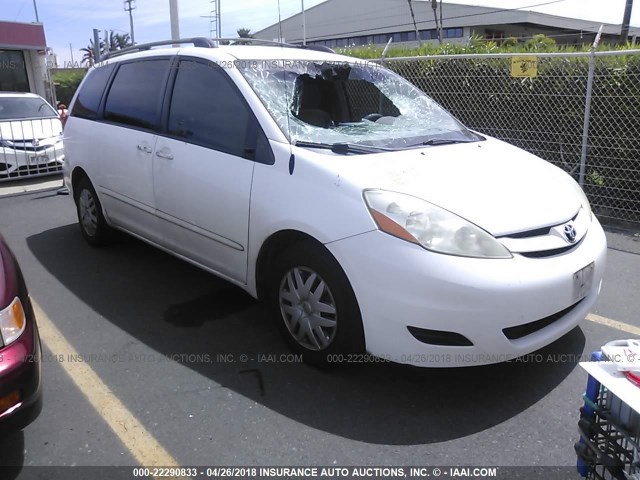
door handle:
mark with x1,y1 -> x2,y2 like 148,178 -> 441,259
155,149 -> 174,160
137,144 -> 152,153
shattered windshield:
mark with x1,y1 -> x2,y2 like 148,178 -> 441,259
238,60 -> 480,150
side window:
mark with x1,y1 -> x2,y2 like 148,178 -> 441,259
104,59 -> 169,130
168,59 -> 258,159
71,63 -> 115,119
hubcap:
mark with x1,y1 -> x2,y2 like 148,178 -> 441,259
278,267 -> 338,351
79,189 -> 98,236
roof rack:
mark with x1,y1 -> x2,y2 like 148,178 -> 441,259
100,37 -> 215,61
99,37 -> 335,62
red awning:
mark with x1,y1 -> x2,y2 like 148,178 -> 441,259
0,21 -> 47,49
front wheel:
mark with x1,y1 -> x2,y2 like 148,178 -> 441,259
75,177 -> 114,247
268,242 -> 365,367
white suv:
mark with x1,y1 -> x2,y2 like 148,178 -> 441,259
63,38 -> 606,367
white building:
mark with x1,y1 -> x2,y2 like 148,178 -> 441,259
255,0 -> 640,48
0,20 -> 55,104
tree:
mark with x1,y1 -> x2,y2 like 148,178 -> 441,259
234,27 -> 254,45
237,28 -> 254,39
81,31 -> 132,66
407,1 -> 422,47
110,32 -> 132,51
80,38 -> 102,66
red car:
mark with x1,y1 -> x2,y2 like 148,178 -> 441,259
0,234 -> 42,433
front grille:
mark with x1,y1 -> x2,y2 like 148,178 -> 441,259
502,300 -> 583,340
407,326 -> 474,346
6,145 -> 50,153
518,236 -> 585,258
519,245 -> 575,258
503,226 -> 552,239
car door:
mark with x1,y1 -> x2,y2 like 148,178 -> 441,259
96,58 -> 171,243
153,57 -> 271,283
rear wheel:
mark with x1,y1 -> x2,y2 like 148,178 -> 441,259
75,177 -> 114,247
268,241 -> 365,367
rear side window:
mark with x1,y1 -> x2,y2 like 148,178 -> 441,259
71,63 -> 115,119
167,59 -> 254,158
104,59 -> 169,130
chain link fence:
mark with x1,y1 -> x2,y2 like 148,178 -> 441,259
382,50 -> 640,228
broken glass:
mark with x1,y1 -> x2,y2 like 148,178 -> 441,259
238,59 -> 480,150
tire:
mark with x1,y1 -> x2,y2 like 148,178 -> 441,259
75,177 -> 114,247
268,241 -> 365,367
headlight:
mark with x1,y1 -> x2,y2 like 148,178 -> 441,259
364,190 -> 512,259
570,179 -> 592,221
0,297 -> 27,347
0,140 -> 15,148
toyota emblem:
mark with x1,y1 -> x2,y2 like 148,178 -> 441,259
564,224 -> 577,243
32,139 -> 40,147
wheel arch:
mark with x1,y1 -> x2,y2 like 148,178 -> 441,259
254,229 -> 328,302
70,166 -> 90,201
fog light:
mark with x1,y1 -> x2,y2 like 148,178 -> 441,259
0,391 -> 21,416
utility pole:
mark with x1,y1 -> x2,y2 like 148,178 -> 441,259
32,0 -> 40,22
302,0 -> 306,45
124,0 -> 136,44
93,28 -> 101,64
620,0 -> 634,44
69,43 -> 75,65
217,0 -> 221,39
169,0 -> 180,41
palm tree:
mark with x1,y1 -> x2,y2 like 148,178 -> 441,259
237,28 -> 254,39
407,1 -> 422,47
114,33 -> 132,49
235,27 -> 254,45
431,0 -> 443,44
81,31 -> 132,66
80,38 -> 103,66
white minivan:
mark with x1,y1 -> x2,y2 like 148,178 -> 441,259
63,38 -> 606,367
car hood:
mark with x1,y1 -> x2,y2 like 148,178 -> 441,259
329,137 -> 580,236
0,118 -> 62,142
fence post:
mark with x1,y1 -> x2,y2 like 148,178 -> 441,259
579,25 -> 603,187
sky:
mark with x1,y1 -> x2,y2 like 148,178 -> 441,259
3,0 -> 640,66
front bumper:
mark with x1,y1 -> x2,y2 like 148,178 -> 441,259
327,217 -> 607,367
0,298 -> 42,433
0,144 -> 65,178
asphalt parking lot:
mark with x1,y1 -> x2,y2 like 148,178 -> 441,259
0,178 -> 639,479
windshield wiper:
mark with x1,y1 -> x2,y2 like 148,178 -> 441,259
294,141 -> 390,155
420,138 -> 479,146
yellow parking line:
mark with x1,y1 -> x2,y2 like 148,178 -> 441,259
586,313 -> 640,336
32,299 -> 181,470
